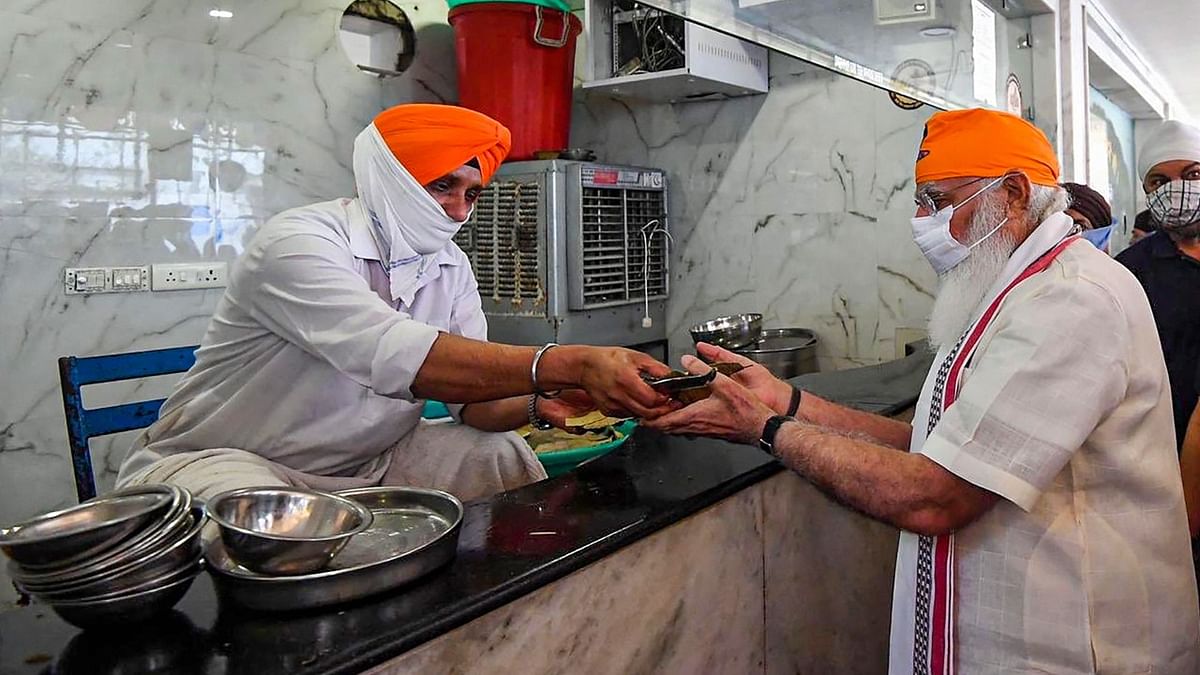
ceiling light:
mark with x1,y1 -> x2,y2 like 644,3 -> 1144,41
919,25 -> 956,38
914,2 -> 927,11
209,9 -> 233,18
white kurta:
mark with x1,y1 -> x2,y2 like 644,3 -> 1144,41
118,197 -> 487,484
891,214 -> 1200,674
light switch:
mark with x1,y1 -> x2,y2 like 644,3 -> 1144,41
110,266 -> 150,292
66,266 -> 149,294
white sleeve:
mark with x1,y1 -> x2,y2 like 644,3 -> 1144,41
242,230 -> 441,402
445,263 -> 490,423
920,277 -> 1130,511
448,264 -> 488,342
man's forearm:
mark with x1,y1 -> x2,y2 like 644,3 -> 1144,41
411,334 -> 584,404
771,422 -> 993,536
460,397 -> 528,432
789,391 -> 913,451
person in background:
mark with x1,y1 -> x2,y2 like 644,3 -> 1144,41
647,109 -> 1199,673
1133,208 -> 1160,243
1116,119 -> 1200,452
116,104 -> 673,503
1062,181 -> 1113,230
1062,181 -> 1114,252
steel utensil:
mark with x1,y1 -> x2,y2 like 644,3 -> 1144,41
207,487 -> 373,576
206,486 -> 462,611
688,313 -> 763,350
30,506 -> 205,601
47,565 -> 201,629
0,485 -> 175,568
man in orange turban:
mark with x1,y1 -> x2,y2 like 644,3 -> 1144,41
644,108 -> 1199,672
117,104 -> 673,504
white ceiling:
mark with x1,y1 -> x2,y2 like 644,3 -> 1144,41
1093,0 -> 1200,121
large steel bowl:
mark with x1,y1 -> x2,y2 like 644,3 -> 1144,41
207,487 -> 373,575
689,313 -> 763,350
0,485 -> 176,568
734,328 -> 819,380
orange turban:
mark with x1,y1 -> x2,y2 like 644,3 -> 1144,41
914,108 -> 1059,187
373,104 -> 512,185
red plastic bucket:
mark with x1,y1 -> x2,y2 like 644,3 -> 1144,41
449,3 -> 582,161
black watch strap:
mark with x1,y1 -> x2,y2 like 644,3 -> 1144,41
785,386 -> 802,417
759,415 -> 795,454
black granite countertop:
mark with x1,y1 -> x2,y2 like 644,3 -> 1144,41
0,353 -> 930,675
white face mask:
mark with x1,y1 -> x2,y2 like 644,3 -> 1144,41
1147,179 -> 1200,229
353,124 -> 472,257
351,124 -> 475,305
910,175 -> 1009,276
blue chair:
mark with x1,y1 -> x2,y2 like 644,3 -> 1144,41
57,346 -> 199,502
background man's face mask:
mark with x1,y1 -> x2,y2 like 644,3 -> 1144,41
1147,179 -> 1200,229
911,175 -> 1008,276
1080,224 -> 1112,251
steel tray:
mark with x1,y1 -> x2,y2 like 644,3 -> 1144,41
204,486 -> 462,611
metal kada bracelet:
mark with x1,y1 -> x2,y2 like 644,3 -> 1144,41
531,342 -> 561,399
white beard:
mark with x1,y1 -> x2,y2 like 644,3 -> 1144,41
926,198 -> 1018,349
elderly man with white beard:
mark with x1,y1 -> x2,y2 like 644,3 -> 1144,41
645,109 -> 1200,674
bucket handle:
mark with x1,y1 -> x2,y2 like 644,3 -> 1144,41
533,6 -> 571,48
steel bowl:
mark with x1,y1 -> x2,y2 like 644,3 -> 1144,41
689,313 -> 763,350
207,487 -> 374,576
734,328 -> 819,380
46,565 -> 201,630
11,487 -> 193,587
29,506 -> 205,602
0,485 -> 176,568
205,486 -> 463,611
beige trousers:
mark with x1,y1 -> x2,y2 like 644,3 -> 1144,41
117,421 -> 547,504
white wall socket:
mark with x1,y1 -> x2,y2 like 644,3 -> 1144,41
151,262 -> 229,291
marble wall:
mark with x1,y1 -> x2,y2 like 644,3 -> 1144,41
572,52 -> 938,369
0,0 -> 459,522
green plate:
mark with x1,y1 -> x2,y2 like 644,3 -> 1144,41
534,421 -> 637,478
422,400 -> 452,420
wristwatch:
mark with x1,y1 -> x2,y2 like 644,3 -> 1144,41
759,415 -> 796,454
528,394 -> 554,430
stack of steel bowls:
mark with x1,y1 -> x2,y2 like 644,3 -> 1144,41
0,484 -> 205,629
